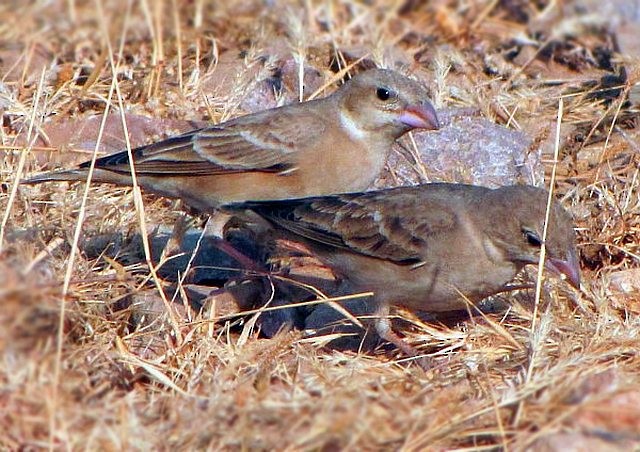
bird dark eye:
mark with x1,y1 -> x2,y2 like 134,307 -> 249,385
523,229 -> 542,247
376,87 -> 392,101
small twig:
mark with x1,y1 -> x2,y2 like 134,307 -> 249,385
513,97 -> 563,427
196,291 -> 374,325
0,69 -> 47,251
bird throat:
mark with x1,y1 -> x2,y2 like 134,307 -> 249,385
482,237 -> 509,263
338,110 -> 368,140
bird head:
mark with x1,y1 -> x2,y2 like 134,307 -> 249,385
485,185 -> 581,289
338,68 -> 440,139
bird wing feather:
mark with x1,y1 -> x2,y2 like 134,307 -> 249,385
82,106 -> 326,176
247,188 -> 458,265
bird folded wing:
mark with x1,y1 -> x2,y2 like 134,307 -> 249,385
193,110 -> 326,170
248,190 -> 458,265
82,110 -> 325,176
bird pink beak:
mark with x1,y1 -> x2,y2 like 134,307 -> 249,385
398,102 -> 440,130
546,251 -> 581,289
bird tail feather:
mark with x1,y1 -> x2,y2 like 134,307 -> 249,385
22,169 -> 90,184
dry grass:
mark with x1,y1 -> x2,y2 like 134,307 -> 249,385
2,0 -> 640,450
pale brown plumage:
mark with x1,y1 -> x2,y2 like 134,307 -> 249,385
24,69 -> 439,210
231,183 -> 581,359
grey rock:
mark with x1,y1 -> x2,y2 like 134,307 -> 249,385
375,109 -> 543,189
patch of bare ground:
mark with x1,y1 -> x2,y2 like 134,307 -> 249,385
1,0 -> 639,449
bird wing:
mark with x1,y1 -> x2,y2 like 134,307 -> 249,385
81,106 -> 326,176
244,187 -> 458,265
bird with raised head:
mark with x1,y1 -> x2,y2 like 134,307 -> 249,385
230,183 -> 581,360
24,69 -> 439,211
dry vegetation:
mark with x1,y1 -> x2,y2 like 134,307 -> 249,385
2,0 -> 640,450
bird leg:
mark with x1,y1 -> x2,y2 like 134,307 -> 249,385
274,238 -> 318,256
206,236 -> 266,274
204,213 -> 277,274
374,304 -> 431,369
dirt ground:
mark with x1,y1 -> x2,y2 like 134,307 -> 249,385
1,0 -> 640,450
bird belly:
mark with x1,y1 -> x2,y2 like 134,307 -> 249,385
324,250 -> 519,313
136,171 -> 324,210
305,136 -> 387,194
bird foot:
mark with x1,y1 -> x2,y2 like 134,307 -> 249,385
374,315 -> 433,370
206,236 -> 265,274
